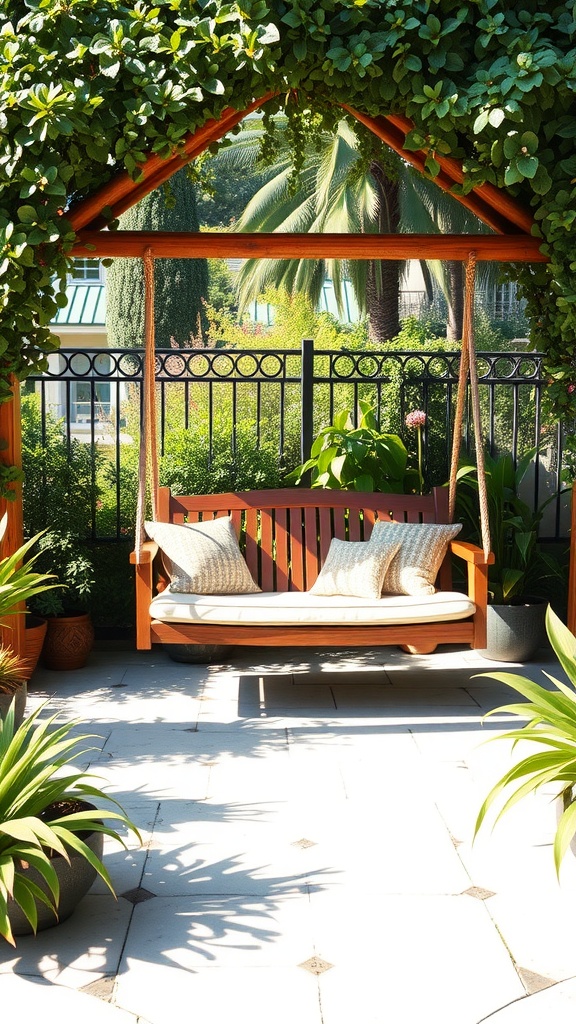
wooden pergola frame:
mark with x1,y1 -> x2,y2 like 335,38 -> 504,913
3,93 -> 556,658
68,94 -> 543,260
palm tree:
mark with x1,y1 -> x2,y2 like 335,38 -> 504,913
400,172 -> 495,339
215,118 -> 496,342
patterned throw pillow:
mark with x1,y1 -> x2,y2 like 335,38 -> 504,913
369,521 -> 462,596
144,517 -> 260,594
309,538 -> 401,599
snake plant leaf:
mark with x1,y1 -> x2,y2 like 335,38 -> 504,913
51,827 -> 115,894
545,606 -> 576,689
554,797 -> 576,875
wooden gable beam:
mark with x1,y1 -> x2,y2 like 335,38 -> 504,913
72,229 -> 546,262
67,93 -> 279,232
343,105 -> 534,236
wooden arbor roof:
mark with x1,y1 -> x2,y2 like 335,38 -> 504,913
69,93 -> 546,265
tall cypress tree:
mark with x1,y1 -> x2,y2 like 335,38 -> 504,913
106,169 -> 209,348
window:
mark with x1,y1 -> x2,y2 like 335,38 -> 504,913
70,259 -> 102,283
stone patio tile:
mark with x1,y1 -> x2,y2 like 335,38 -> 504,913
484,979 -> 576,1022
116,964 -> 321,1024
89,842 -> 149,897
0,894 -> 132,987
120,892 -> 314,970
141,833 -> 330,897
1,976 -> 142,1022
309,891 -> 524,1024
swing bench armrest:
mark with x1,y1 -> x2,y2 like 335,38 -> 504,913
130,541 -> 159,650
129,540 -> 158,565
449,540 -> 495,566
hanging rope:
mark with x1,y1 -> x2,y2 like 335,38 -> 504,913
447,252 -> 491,559
135,246 -> 158,562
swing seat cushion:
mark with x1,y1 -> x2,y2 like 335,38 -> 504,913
149,589 -> 476,627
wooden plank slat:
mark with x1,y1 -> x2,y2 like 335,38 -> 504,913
317,507 -> 333,566
304,507 -> 319,588
273,508 -> 290,592
259,509 -> 275,592
288,508 -> 305,592
243,509 -> 259,583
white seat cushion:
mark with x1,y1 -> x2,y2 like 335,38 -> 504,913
149,589 -> 475,626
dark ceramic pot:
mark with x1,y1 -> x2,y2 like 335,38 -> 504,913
479,599 -> 547,662
7,804 -> 104,936
166,643 -> 231,664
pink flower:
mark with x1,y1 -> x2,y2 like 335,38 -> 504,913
568,384 -> 576,394
405,409 -> 427,429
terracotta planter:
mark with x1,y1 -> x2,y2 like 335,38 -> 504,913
42,613 -> 94,671
22,615 -> 48,680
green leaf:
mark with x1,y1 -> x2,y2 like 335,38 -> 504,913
16,206 -> 37,225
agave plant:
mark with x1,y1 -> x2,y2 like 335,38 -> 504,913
0,701 -> 140,946
474,605 -> 576,874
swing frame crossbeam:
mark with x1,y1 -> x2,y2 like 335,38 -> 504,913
71,231 -> 545,262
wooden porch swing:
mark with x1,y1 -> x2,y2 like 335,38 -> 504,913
65,94 -> 553,652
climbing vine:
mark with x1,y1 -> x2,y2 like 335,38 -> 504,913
2,0 -> 576,427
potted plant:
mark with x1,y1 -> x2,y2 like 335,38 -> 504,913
456,449 -> 565,661
0,649 -> 30,729
30,531 -> 96,670
0,700 -> 140,945
474,605 -> 576,875
286,399 -> 418,493
21,396 -> 103,670
0,511 -> 57,697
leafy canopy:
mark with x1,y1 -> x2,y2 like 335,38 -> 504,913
2,1 -> 576,426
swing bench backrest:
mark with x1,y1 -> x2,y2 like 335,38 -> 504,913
156,485 -> 455,593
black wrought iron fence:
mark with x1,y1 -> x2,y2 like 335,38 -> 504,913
22,339 -> 570,543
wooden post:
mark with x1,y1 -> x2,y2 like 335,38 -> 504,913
0,380 -> 24,659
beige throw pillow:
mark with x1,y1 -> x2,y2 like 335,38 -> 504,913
144,517 -> 260,594
369,520 -> 462,596
309,538 -> 401,599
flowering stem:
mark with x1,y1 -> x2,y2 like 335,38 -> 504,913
417,426 -> 423,495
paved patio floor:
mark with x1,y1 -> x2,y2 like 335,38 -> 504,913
2,641 -> 576,1023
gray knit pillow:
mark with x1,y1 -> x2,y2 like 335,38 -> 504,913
309,538 -> 400,599
145,517 -> 260,594
369,520 -> 461,596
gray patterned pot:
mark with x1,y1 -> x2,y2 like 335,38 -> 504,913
479,600 -> 547,663
7,818 -> 104,936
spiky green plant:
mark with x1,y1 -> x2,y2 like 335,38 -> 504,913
474,606 -> 576,875
0,512 -> 58,621
0,647 -> 27,696
0,702 -> 141,946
